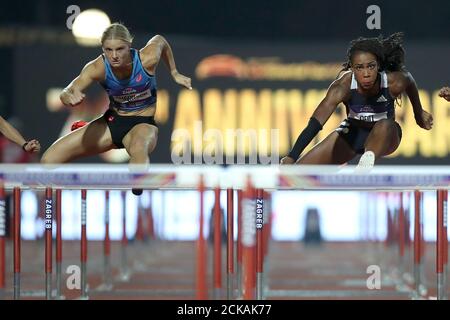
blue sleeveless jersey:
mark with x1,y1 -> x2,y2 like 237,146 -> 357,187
345,71 -> 395,122
101,48 -> 157,112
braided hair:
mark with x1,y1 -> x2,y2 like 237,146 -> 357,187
342,32 -> 405,72
339,32 -> 406,106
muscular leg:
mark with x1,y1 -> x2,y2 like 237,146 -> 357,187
122,123 -> 158,196
122,123 -> 159,164
297,131 -> 357,165
364,119 -> 402,158
41,116 -> 115,164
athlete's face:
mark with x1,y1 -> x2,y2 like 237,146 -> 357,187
102,39 -> 131,68
351,51 -> 379,90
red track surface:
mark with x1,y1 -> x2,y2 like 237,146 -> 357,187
0,240 -> 447,300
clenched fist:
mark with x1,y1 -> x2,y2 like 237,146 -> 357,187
60,87 -> 86,107
23,139 -> 41,153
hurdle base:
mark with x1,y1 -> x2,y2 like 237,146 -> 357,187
213,288 -> 222,300
95,283 -> 114,292
116,270 -> 131,282
402,272 -> 414,285
256,272 -> 264,300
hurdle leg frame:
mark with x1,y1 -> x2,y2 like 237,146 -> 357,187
13,187 -> 21,300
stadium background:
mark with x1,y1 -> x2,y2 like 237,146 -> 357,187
0,1 -> 449,241
1,0 -> 449,164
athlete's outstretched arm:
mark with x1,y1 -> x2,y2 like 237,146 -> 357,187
402,72 -> 433,130
60,57 -> 103,107
281,80 -> 348,164
140,35 -> 192,89
0,116 -> 40,153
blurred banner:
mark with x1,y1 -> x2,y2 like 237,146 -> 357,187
13,35 -> 450,164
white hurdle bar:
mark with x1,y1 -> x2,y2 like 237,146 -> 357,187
0,164 -> 450,191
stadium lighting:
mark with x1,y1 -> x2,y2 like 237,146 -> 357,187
72,9 -> 111,46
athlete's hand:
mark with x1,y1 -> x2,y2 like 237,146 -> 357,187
60,87 -> 85,107
415,109 -> 433,130
280,156 -> 296,164
172,70 -> 192,90
439,87 -> 450,101
23,139 -> 41,153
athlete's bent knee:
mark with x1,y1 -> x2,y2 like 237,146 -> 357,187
128,139 -> 149,157
40,152 -> 55,164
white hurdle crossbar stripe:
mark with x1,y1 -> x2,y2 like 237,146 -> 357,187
0,164 -> 450,190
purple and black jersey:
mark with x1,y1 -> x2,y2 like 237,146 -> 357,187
345,71 -> 395,123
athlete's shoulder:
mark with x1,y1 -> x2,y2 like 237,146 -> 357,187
89,55 -> 105,70
83,55 -> 105,81
387,69 -> 414,84
138,35 -> 164,71
387,70 -> 411,93
335,70 -> 352,86
330,70 -> 352,94
139,35 -> 163,56
323,71 -> 351,103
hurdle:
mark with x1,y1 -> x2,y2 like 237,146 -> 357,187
118,190 -> 130,282
13,187 -> 20,300
413,190 -> 425,296
256,188 -> 264,300
0,182 -> 5,292
437,190 -> 448,300
226,188 -> 234,300
80,189 -> 88,299
102,190 -> 113,290
196,175 -> 207,300
212,186 -> 222,299
0,164 -> 449,300
236,189 -> 243,298
44,187 -> 53,300
55,189 -> 65,299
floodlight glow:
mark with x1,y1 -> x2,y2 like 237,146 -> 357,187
72,9 -> 110,46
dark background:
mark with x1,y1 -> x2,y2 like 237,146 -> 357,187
2,0 -> 449,41
0,0 -> 449,164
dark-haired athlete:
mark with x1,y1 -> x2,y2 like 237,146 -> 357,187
281,32 -> 433,170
